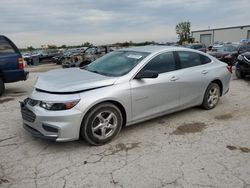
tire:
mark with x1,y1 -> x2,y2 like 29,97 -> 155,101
80,102 -> 123,146
0,78 -> 5,96
201,83 -> 220,110
235,69 -> 245,79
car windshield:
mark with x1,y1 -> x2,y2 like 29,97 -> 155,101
84,51 -> 149,77
217,44 -> 238,52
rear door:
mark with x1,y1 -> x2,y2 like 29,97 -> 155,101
174,51 -> 212,107
0,36 -> 21,71
130,51 -> 180,121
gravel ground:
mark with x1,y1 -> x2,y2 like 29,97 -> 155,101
0,64 -> 250,188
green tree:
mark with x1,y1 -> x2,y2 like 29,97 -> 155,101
60,45 -> 67,48
27,46 -> 35,51
47,45 -> 57,49
83,42 -> 92,47
176,21 -> 191,44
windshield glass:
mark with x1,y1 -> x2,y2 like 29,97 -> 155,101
84,51 -> 149,77
217,44 -> 238,52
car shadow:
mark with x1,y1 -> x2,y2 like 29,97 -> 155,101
122,107 -> 201,133
2,88 -> 27,98
28,106 -> 202,151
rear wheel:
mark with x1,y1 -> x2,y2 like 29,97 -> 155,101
235,69 -> 245,79
80,103 -> 123,145
0,78 -> 5,96
202,83 -> 220,110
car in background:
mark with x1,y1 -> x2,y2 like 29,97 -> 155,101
209,43 -> 250,65
39,49 -> 62,62
23,51 -> 42,65
235,51 -> 250,79
61,46 -> 112,68
184,43 -> 207,53
0,35 -> 28,96
238,43 -> 250,54
208,43 -> 240,65
20,46 -> 231,145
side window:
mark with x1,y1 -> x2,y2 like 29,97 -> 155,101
142,52 -> 176,74
0,37 -> 16,54
200,54 -> 211,64
177,51 -> 209,69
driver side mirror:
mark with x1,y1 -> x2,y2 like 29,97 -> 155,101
134,70 -> 159,79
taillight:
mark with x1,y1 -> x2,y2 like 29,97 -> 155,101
18,57 -> 24,70
227,65 -> 232,73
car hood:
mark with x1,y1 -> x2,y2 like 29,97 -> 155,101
35,68 -> 118,93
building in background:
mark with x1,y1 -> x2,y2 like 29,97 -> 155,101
192,25 -> 250,47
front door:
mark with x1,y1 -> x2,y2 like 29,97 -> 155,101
130,51 -> 180,122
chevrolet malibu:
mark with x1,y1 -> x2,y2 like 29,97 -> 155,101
20,46 -> 231,145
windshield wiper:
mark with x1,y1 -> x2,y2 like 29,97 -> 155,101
80,66 -> 115,77
91,70 -> 102,74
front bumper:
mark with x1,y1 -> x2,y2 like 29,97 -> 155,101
20,100 -> 84,142
23,123 -> 58,141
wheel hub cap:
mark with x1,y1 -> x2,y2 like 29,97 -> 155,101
91,111 -> 117,140
207,86 -> 219,107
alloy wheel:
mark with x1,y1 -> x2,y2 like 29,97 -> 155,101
207,86 -> 220,108
91,111 -> 118,140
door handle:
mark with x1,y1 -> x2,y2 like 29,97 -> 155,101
201,70 -> 208,74
170,76 -> 179,81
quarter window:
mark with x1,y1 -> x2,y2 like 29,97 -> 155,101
142,52 -> 176,74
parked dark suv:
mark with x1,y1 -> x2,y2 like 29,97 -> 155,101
0,35 -> 28,96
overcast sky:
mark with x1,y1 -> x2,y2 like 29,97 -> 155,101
0,0 -> 249,48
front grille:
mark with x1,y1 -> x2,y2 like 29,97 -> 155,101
21,106 -> 36,122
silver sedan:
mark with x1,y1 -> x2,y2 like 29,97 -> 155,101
20,46 -> 231,145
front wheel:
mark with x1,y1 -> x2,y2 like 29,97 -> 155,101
80,103 -> 123,145
0,78 -> 5,96
202,83 -> 220,110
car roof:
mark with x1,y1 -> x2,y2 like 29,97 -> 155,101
121,45 -> 188,53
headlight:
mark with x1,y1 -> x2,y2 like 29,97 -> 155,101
237,55 -> 243,61
39,99 -> 80,111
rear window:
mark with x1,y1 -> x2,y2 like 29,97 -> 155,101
0,37 -> 16,54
